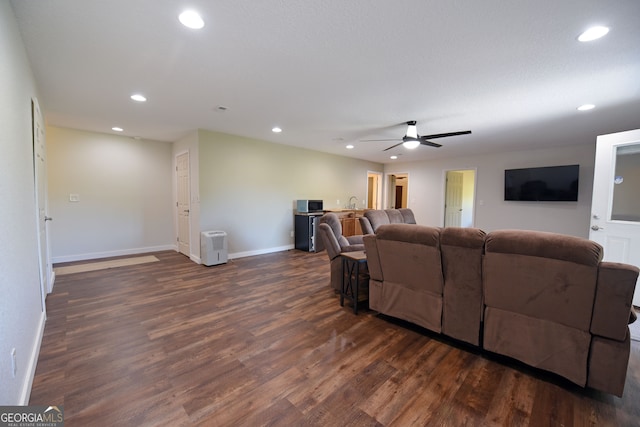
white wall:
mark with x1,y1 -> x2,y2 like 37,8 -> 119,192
386,143 -> 595,238
197,129 -> 383,257
47,126 -> 175,262
0,2 -> 46,404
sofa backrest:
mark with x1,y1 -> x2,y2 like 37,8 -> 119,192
362,208 -> 416,234
483,229 -> 603,331
397,208 -> 416,224
440,227 -> 486,346
317,213 -> 349,259
374,224 -> 443,295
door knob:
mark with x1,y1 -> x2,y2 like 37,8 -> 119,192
44,216 -> 53,222
591,225 -> 603,231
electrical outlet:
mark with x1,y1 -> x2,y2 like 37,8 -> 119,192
11,348 -> 16,378
290,230 -> 294,237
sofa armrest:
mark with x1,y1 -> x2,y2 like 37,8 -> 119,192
347,235 -> 364,245
363,234 -> 383,282
591,261 -> 640,341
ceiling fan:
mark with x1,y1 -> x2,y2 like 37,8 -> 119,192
362,121 -> 471,151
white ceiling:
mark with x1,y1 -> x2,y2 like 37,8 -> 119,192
11,0 -> 640,164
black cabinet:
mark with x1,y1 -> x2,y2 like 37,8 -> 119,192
295,214 -> 321,252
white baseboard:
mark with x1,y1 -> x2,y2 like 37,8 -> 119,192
229,244 -> 294,260
52,244 -> 177,264
19,310 -> 46,405
53,244 -> 295,265
48,270 -> 56,294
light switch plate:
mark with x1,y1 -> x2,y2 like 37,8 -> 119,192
69,193 -> 80,202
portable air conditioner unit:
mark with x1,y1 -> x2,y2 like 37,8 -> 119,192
201,231 -> 228,266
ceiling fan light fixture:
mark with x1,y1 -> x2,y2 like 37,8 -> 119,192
406,122 -> 418,139
403,139 -> 420,149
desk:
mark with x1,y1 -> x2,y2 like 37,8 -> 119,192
340,250 -> 369,314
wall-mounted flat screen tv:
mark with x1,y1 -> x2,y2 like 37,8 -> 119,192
504,164 -> 579,201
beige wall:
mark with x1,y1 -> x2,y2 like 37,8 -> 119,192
197,129 -> 383,258
0,2 -> 46,404
385,143 -> 595,238
46,126 -> 175,262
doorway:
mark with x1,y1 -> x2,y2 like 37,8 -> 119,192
367,171 -> 382,209
387,173 -> 409,209
444,169 -> 476,227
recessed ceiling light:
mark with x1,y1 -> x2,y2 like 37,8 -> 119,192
272,127 -> 282,133
346,144 -> 354,149
130,94 -> 147,102
578,26 -> 609,42
179,10 -> 205,29
390,155 -> 398,160
112,127 -> 123,132
577,104 -> 596,111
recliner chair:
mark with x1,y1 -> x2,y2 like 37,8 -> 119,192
316,213 -> 365,291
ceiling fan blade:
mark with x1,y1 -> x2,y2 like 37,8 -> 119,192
420,130 -> 472,140
383,141 -> 405,151
420,140 -> 442,148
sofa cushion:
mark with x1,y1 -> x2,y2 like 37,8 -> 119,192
371,224 -> 444,333
484,230 -> 600,331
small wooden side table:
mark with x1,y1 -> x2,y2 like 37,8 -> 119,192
340,250 -> 369,314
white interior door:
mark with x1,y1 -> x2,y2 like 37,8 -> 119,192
589,129 -> 640,306
32,98 -> 51,309
444,171 -> 463,227
176,152 -> 191,257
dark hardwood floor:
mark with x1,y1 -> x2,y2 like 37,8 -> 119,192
30,250 -> 640,426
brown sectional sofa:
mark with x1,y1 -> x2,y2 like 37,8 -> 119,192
363,224 -> 639,396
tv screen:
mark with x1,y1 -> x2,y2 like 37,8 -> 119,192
504,165 -> 579,201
